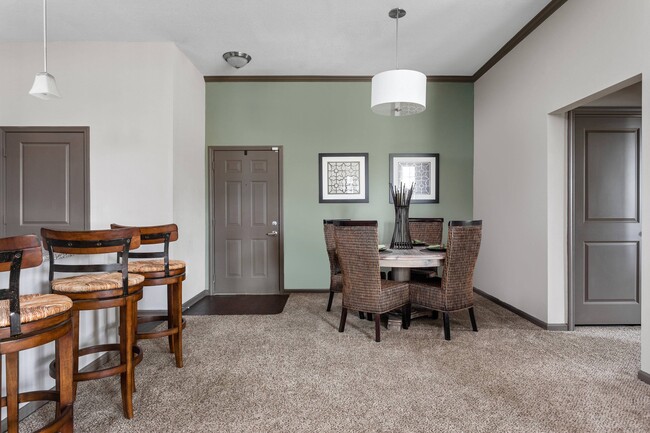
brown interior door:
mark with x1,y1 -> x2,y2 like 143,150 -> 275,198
211,148 -> 281,294
573,111 -> 641,325
2,128 -> 89,237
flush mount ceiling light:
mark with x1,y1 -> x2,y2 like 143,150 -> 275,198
29,0 -> 61,100
223,51 -> 252,69
371,8 -> 426,116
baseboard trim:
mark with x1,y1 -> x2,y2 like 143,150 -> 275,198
638,370 -> 650,385
284,289 -> 329,293
138,289 -> 209,316
474,288 -> 567,331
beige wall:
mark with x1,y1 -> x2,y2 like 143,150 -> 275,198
473,0 -> 650,372
0,41 -> 205,401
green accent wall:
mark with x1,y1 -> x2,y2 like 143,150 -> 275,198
206,82 -> 473,290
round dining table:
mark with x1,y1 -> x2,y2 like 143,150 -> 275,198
379,248 -> 445,281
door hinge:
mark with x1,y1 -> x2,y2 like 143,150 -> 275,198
271,147 -> 279,152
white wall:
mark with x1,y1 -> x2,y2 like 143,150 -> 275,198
0,42 -> 205,405
473,0 -> 650,373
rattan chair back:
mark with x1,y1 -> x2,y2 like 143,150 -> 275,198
440,220 -> 482,310
409,218 -> 444,245
333,221 -> 382,311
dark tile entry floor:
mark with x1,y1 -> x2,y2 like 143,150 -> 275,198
185,294 -> 289,315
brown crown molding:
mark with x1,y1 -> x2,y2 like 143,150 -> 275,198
472,0 -> 568,81
204,0 -> 567,85
204,75 -> 473,83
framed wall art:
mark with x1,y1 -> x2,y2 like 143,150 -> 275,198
389,153 -> 439,203
318,153 -> 369,203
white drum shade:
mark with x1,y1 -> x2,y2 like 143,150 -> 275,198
29,72 -> 61,100
371,69 -> 426,116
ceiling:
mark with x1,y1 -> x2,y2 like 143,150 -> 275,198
0,0 -> 552,77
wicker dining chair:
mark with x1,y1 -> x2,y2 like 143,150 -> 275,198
323,219 -> 348,312
409,217 -> 444,279
333,220 -> 410,342
408,220 -> 482,340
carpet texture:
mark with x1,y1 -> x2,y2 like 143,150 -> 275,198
20,293 -> 650,432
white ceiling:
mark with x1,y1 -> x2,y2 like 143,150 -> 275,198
0,0 -> 551,77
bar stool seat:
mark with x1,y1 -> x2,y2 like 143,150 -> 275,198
1,235 -> 74,433
0,293 -> 72,327
51,272 -> 145,295
128,259 -> 185,275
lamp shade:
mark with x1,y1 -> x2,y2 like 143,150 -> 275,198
29,72 -> 61,100
371,69 -> 426,116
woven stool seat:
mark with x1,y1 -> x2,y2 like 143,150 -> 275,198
128,259 -> 185,274
0,294 -> 72,328
51,272 -> 145,293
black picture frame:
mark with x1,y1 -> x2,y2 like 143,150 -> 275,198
388,153 -> 440,204
318,153 -> 369,203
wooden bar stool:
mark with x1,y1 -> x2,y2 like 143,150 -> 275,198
41,228 -> 144,419
111,223 -> 186,368
0,235 -> 74,433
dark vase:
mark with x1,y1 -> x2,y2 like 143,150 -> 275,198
390,205 -> 412,249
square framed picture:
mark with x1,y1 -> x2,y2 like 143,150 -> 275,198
318,153 -> 369,203
389,153 -> 439,203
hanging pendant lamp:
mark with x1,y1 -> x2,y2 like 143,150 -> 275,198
371,8 -> 425,116
29,0 -> 61,99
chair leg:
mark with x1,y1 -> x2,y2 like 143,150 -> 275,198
57,322 -> 74,433
120,300 -> 135,419
326,291 -> 335,311
366,313 -> 373,321
6,352 -> 19,433
469,307 -> 478,332
431,311 -> 439,320
173,279 -> 184,368
358,311 -> 365,319
402,303 -> 411,330
443,312 -> 451,341
339,308 -> 348,332
374,314 -> 381,342
167,283 -> 175,354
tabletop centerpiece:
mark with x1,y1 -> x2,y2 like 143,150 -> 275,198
390,182 -> 414,249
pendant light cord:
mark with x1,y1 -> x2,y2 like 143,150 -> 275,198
42,0 -> 48,72
395,10 -> 399,70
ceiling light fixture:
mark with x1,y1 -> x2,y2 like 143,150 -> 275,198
371,8 -> 426,116
29,0 -> 61,100
223,51 -> 252,69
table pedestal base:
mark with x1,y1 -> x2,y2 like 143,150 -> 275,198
391,268 -> 411,282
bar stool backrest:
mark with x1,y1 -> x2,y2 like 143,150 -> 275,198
0,235 -> 43,336
111,223 -> 179,277
41,227 -> 141,296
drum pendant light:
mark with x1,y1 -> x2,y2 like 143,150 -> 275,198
29,0 -> 61,99
371,8 -> 425,116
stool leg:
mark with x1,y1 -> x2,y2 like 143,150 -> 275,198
167,283 -> 175,354
131,300 -> 138,394
6,352 -> 19,433
173,279 -> 183,368
72,309 -> 80,399
120,300 -> 135,419
57,323 -> 74,433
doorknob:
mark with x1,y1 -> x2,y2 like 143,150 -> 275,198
266,231 -> 279,237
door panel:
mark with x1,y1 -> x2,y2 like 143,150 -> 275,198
573,113 -> 641,324
212,149 -> 281,294
2,129 -> 88,237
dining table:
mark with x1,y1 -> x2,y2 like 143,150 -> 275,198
379,247 -> 446,281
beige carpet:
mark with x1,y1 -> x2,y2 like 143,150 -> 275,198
20,293 -> 650,432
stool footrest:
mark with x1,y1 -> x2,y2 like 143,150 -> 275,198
1,391 -> 73,433
48,343 -> 143,380
136,316 -> 186,340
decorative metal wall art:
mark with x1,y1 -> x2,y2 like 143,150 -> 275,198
318,153 -> 369,203
389,153 -> 439,203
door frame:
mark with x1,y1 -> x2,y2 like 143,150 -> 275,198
567,107 -> 642,330
207,145 -> 284,295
